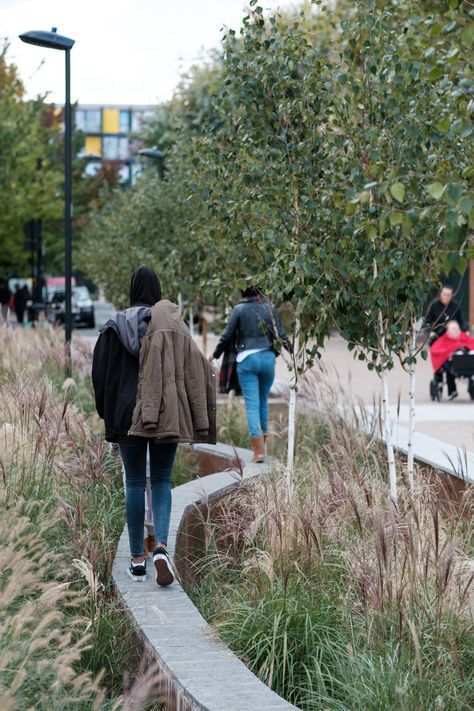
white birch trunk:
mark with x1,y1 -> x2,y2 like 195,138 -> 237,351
287,183 -> 302,493
407,325 -> 417,490
178,292 -> 183,315
287,322 -> 300,493
381,368 -> 398,504
378,308 -> 397,505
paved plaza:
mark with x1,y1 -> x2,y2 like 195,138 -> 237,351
79,304 -> 474,458
306,335 -> 474,453
200,332 -> 474,455
76,300 -> 474,477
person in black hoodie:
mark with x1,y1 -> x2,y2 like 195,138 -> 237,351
423,285 -> 465,343
92,266 -> 176,587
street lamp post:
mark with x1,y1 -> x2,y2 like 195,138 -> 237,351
19,28 -> 75,376
138,147 -> 165,180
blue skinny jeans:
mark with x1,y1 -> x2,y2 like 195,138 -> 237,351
236,350 -> 276,438
118,436 -> 177,557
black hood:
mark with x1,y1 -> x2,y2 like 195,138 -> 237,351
129,266 -> 161,307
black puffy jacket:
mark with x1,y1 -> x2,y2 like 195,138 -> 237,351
92,327 -> 141,442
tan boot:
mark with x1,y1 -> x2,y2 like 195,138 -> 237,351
144,534 -> 156,555
251,436 -> 265,463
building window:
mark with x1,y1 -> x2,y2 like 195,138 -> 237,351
103,136 -> 130,160
131,111 -> 144,133
119,164 -> 132,183
118,137 -> 129,160
75,109 -> 102,133
119,110 -> 130,133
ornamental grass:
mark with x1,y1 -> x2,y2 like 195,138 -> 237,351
0,327 -> 165,709
190,373 -> 474,710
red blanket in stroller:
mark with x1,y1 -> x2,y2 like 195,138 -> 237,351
430,332 -> 474,372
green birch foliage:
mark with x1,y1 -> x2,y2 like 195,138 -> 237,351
80,176 -> 175,309
192,3 -> 337,349
194,0 -> 473,367
81,0 -> 472,348
321,0 -> 473,368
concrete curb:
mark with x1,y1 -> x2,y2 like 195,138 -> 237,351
112,442 -> 299,711
360,405 -> 474,485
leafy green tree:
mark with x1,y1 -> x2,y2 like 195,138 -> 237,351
318,0 -> 473,494
190,0 -> 472,490
188,4 -> 348,477
81,60 -> 225,309
0,44 -> 119,280
0,44 -> 63,276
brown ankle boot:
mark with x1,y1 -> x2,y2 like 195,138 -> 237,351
145,534 -> 156,555
251,436 -> 265,463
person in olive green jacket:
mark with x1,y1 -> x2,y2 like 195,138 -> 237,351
130,299 -> 217,443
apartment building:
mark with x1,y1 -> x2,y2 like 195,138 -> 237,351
74,104 -> 155,182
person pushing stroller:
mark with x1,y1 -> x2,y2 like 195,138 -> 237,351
423,284 -> 465,343
430,320 -> 474,401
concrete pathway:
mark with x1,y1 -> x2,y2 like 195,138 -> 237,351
308,335 -> 474,452
78,319 -> 474,480
207,332 -> 474,453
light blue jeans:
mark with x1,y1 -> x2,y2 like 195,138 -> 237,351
236,350 -> 276,438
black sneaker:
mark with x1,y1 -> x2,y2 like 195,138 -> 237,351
127,558 -> 147,582
153,546 -> 174,587
448,391 -> 458,401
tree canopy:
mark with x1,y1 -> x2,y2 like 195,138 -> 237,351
0,42 -> 121,280
0,44 -> 63,276
81,0 -> 473,360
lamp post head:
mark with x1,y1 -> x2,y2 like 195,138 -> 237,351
138,147 -> 165,161
19,29 -> 75,51
139,147 -> 165,180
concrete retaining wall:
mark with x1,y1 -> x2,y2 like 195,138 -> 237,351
112,442 -> 299,711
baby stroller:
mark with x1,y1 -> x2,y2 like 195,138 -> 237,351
430,350 -> 474,401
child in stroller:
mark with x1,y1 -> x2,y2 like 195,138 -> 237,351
430,320 -> 474,401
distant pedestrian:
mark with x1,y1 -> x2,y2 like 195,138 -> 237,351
423,284 -> 465,343
92,266 -> 216,587
210,286 -> 290,463
13,284 -> 28,325
0,280 -> 11,323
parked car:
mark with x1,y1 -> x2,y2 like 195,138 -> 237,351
46,286 -> 95,328
44,276 -> 76,304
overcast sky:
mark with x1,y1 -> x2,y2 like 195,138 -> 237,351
2,0 -> 298,106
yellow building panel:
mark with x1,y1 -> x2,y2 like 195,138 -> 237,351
85,135 -> 102,157
102,108 -> 119,134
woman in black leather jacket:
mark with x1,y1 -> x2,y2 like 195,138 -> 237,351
210,287 -> 289,462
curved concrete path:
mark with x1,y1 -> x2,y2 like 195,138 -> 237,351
112,443 -> 299,711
